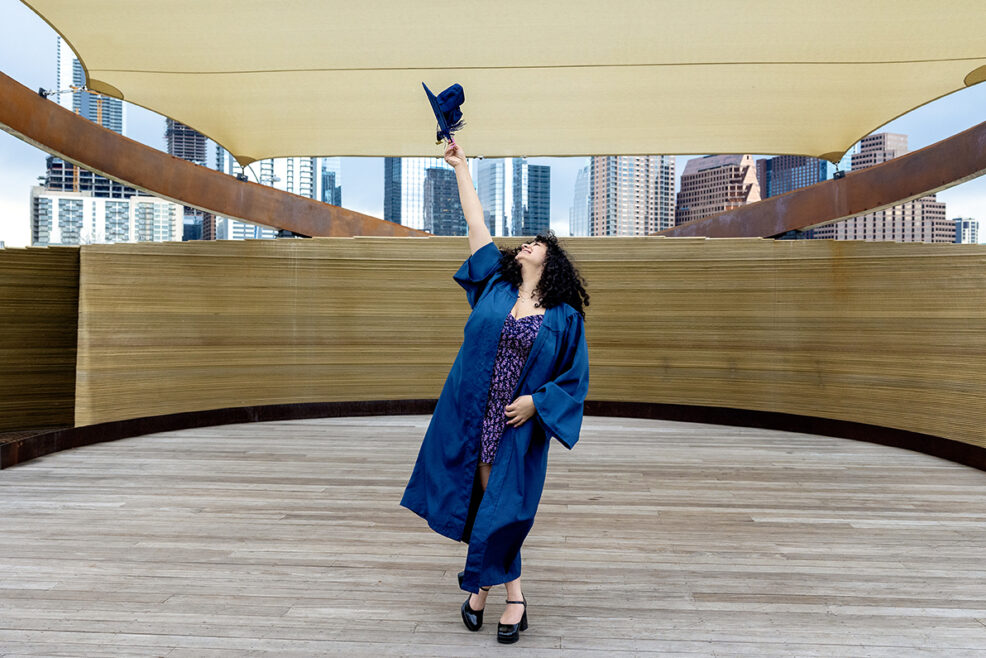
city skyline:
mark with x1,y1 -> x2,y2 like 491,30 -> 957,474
1,0 -> 984,246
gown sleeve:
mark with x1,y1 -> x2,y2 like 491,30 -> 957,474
531,310 -> 590,450
452,240 -> 502,309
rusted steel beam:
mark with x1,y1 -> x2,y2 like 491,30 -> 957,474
0,71 -> 429,238
656,120 -> 986,238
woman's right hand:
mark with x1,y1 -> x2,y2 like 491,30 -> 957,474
444,141 -> 466,169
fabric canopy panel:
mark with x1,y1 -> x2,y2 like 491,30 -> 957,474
25,1 -> 986,165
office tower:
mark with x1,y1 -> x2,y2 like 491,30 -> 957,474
423,168 -> 466,235
476,159 -> 505,236
569,165 -> 590,237
525,164 -> 551,237
384,158 -> 477,231
810,134 -> 953,242
383,158 -> 403,224
182,219 -> 203,241
675,155 -> 759,226
850,133 -> 908,170
757,156 -> 837,199
212,149 -> 323,239
321,157 -> 342,206
477,158 -> 550,238
30,187 -> 182,246
165,119 -> 211,240
954,218 -> 979,244
590,156 -> 675,236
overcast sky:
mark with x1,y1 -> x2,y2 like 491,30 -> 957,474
2,0 -> 984,247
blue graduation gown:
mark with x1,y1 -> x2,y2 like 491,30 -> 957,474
399,240 -> 590,594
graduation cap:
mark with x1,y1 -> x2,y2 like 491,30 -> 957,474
422,82 -> 466,145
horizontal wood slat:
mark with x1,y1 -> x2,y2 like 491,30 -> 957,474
0,246 -> 78,432
73,236 -> 986,451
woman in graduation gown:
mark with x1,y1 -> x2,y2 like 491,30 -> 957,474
399,141 -> 590,644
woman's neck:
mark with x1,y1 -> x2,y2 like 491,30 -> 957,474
519,265 -> 542,293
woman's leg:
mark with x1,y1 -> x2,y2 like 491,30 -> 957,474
468,461 -> 494,611
478,459 -> 524,623
477,461 -> 491,490
501,576 -> 524,624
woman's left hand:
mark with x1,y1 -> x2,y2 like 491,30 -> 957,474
504,395 -> 536,427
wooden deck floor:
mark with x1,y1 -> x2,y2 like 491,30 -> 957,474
1,416 -> 985,657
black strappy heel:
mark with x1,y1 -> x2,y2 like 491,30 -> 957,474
497,594 -> 528,644
460,584 -> 492,631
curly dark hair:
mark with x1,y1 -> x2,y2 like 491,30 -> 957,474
497,229 -> 590,320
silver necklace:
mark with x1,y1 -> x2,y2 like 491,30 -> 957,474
518,287 -> 542,308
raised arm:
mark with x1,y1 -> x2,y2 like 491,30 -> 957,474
444,142 -> 493,255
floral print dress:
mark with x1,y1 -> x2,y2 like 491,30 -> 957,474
479,311 -> 546,463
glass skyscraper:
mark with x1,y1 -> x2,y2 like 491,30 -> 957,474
756,155 -> 854,199
321,158 -> 342,206
384,157 -> 476,232
569,165 -> 590,237
477,158 -> 550,238
423,168 -> 466,235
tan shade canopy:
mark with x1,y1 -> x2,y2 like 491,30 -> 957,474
25,1 -> 986,165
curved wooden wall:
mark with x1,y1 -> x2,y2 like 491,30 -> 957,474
72,237 -> 986,452
0,246 -> 78,432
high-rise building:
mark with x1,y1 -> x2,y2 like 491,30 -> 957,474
851,133 -> 908,170
569,165 -> 590,237
30,187 -> 182,246
132,197 -> 183,242
757,156 -> 837,199
954,218 -> 980,244
383,158 -> 403,224
213,150 -> 321,239
476,159 -> 505,236
525,164 -> 551,237
165,119 -> 211,240
810,134 -> 954,243
260,157 -> 317,199
423,168 -> 466,235
321,158 -> 342,206
676,155 -> 759,226
476,158 -> 550,238
165,119 -> 207,166
384,158 -> 477,231
43,156 -> 138,198
182,218 -> 203,241
589,156 -> 674,236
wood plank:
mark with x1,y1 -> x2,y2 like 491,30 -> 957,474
1,416 -> 984,654
0,246 -> 78,432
